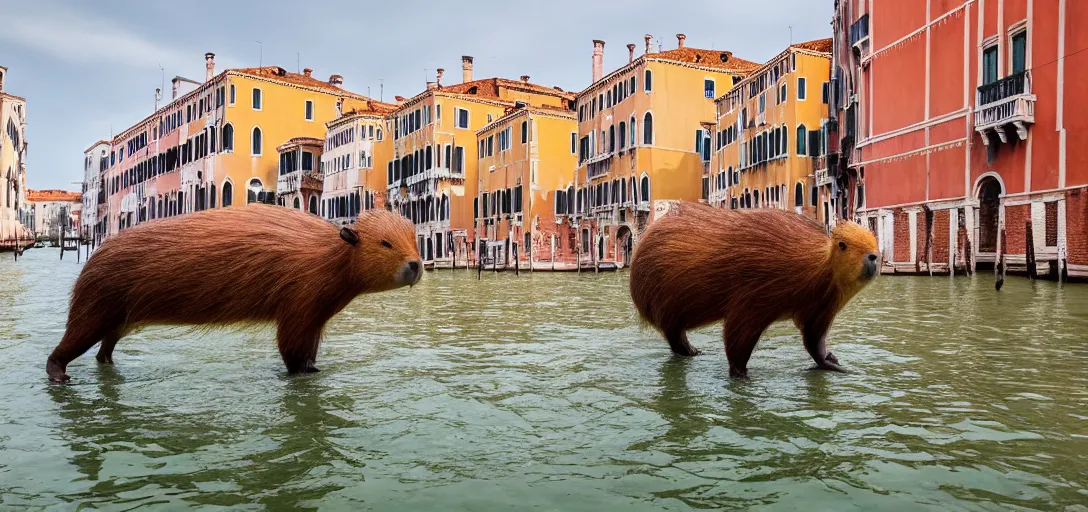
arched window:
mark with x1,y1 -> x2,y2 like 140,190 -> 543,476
293,197 -> 301,209
222,124 -> 234,151
630,116 -> 637,146
796,124 -> 807,155
621,178 -> 627,203
609,125 -> 616,152
309,195 -> 318,215
753,190 -> 760,208
795,183 -> 804,207
247,178 -> 262,204
640,175 -> 650,203
252,126 -> 263,155
644,70 -> 653,92
643,112 -> 653,145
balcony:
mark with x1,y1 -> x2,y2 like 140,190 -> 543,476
974,70 -> 1035,145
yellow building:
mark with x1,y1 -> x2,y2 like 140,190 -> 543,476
476,104 -> 578,270
710,39 -> 832,224
0,65 -> 32,246
99,53 -> 376,237
387,57 -> 575,266
318,102 -> 396,227
573,35 -> 758,268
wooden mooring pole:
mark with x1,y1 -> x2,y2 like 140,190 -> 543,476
1025,220 -> 1037,281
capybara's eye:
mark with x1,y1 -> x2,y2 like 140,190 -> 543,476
839,241 -> 848,251
380,240 -> 393,249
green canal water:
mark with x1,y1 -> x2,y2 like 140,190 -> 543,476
0,249 -> 1086,511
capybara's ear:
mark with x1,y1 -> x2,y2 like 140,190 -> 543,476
339,227 -> 359,246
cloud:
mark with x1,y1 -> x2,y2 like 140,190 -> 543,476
0,6 -> 192,71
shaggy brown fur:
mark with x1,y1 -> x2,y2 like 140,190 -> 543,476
46,205 -> 421,383
629,202 -> 879,378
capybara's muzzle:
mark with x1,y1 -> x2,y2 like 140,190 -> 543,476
862,252 -> 879,280
398,260 -> 422,287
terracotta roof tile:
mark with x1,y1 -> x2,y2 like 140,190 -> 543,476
437,78 -> 575,101
647,47 -> 761,73
27,189 -> 82,202
791,37 -> 833,54
233,67 -> 364,97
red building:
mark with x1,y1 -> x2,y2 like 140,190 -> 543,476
831,0 -> 1088,281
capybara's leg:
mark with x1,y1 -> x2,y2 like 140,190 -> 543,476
95,330 -> 122,365
800,314 -> 845,372
277,321 -> 323,374
724,318 -> 772,379
47,320 -> 118,383
664,327 -> 700,357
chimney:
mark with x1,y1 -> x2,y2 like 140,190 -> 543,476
645,34 -> 653,54
520,75 -> 530,83
329,74 -> 344,87
171,77 -> 180,100
303,68 -> 313,77
627,44 -> 636,63
427,81 -> 437,91
204,52 -> 215,82
592,40 -> 605,82
436,68 -> 445,86
677,34 -> 687,48
462,56 -> 474,83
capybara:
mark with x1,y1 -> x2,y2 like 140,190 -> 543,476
46,205 -> 421,383
629,202 -> 879,378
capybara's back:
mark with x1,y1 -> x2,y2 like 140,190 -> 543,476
629,202 -> 879,376
47,205 -> 422,383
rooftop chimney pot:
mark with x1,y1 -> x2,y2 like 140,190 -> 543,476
462,56 -> 474,83
204,52 -> 215,82
427,81 -> 437,91
520,75 -> 530,83
303,68 -> 313,77
645,34 -> 653,54
677,34 -> 687,48
436,68 -> 445,85
329,74 -> 344,86
592,40 -> 606,82
627,43 -> 636,63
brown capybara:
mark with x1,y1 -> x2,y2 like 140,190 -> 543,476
46,204 -> 421,383
629,202 -> 879,378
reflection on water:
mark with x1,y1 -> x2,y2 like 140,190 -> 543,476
1,249 -> 1086,510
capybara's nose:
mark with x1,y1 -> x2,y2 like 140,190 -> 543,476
867,253 -> 878,263
863,253 -> 879,279
401,260 -> 422,286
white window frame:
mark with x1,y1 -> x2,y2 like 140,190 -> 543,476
251,125 -> 263,156
455,108 -> 470,129
797,78 -> 807,101
252,88 -> 263,111
304,100 -> 314,121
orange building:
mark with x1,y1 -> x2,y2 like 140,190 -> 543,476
710,39 -> 833,223
386,58 -> 575,267
476,104 -> 578,270
97,53 -> 375,239
832,0 -> 1088,280
572,35 -> 757,269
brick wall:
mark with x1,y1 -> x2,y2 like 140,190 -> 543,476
1003,204 -> 1028,256
893,210 -> 911,262
1045,201 -> 1059,247
1067,189 -> 1088,266
933,209 -> 950,264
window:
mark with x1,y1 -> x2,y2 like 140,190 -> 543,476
222,181 -> 233,207
521,121 -> 528,144
453,146 -> 465,174
704,79 -> 715,99
794,183 -> 804,207
643,112 -> 654,145
797,78 -> 807,100
305,100 -> 314,121
983,45 -> 999,85
630,115 -> 637,146
571,132 -> 577,154
252,127 -> 263,155
252,88 -> 262,110
797,125 -> 807,155
1011,32 -> 1027,74
822,82 -> 830,104
811,185 -> 818,207
644,70 -> 653,92
455,108 -> 469,129
376,128 -> 383,141
619,122 -> 627,150
640,175 -> 650,203
222,124 -> 234,151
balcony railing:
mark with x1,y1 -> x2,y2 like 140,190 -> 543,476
850,14 -> 870,46
975,70 -> 1035,144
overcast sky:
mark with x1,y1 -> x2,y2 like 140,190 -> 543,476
0,0 -> 830,191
